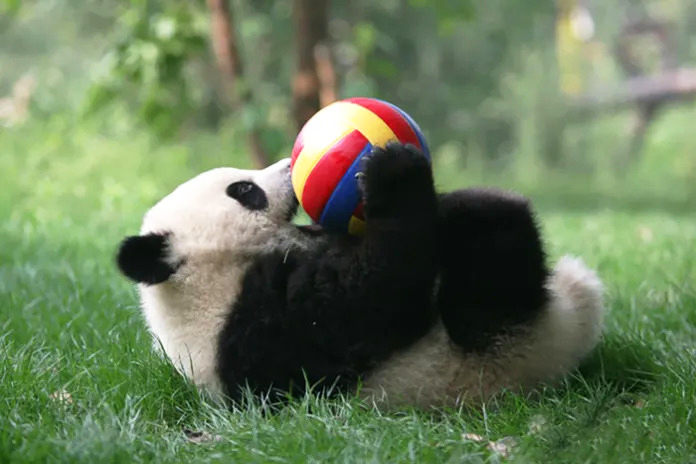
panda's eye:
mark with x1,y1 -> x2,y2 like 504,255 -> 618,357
226,181 -> 268,211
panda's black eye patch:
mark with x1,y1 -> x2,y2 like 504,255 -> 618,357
226,181 -> 268,211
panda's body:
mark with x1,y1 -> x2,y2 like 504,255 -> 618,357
117,143 -> 604,409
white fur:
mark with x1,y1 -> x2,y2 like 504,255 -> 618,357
361,255 -> 604,409
136,159 -> 307,398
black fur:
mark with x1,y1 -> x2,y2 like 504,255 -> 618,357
116,233 -> 177,285
216,142 -> 440,401
226,181 -> 269,211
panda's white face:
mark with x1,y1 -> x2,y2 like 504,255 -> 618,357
141,158 -> 298,256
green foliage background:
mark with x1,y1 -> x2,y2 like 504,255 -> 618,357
2,0 -> 696,207
2,2 -> 696,462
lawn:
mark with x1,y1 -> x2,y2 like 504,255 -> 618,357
1,123 -> 695,463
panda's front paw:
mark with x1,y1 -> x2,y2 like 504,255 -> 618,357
361,142 -> 435,219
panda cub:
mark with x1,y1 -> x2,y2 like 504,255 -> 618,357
117,142 -> 604,409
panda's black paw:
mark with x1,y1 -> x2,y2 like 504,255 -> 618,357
364,142 -> 431,188
361,142 -> 435,220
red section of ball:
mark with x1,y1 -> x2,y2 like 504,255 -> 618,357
300,130 -> 369,222
344,97 -> 422,149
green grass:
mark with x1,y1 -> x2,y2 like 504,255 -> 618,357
1,120 -> 696,463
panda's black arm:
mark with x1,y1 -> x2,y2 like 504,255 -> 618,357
216,143 -> 441,400
290,142 -> 440,315
331,141 -> 440,314
308,144 -> 440,363
288,143 -> 440,349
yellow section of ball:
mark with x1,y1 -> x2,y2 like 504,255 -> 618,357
348,216 -> 366,235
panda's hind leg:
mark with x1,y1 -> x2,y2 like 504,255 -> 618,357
435,188 -> 549,352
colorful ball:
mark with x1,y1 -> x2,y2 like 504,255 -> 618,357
290,97 -> 430,235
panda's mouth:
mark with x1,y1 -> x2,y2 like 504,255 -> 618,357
286,193 -> 325,236
285,193 -> 300,222
284,176 -> 323,236
296,223 -> 325,236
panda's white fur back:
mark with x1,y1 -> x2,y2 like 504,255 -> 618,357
361,255 -> 604,409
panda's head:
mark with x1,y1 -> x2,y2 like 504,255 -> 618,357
117,158 -> 299,285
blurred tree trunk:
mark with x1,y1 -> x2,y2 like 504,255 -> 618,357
207,0 -> 271,168
292,0 -> 336,132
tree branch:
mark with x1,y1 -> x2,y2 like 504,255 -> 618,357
314,43 -> 338,108
569,69 -> 696,118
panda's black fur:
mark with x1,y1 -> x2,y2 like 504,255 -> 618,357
117,142 -> 603,408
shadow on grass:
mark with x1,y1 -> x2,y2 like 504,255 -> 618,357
575,334 -> 660,395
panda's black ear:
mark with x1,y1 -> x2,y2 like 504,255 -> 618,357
116,233 -> 177,285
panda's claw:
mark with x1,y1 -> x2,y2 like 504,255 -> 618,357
355,171 -> 367,201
